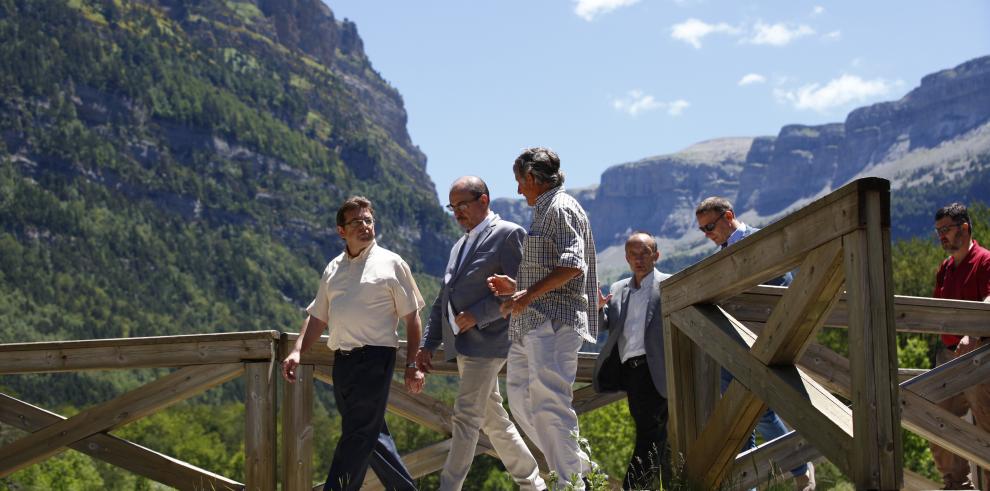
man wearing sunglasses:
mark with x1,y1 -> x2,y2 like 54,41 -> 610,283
929,202 -> 990,490
695,197 -> 814,491
281,196 -> 426,491
414,176 -> 544,491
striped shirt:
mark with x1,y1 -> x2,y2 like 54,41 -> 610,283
510,186 -> 598,343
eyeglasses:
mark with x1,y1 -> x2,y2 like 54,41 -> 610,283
698,212 -> 726,233
445,195 -> 482,212
344,217 -> 374,228
934,223 -> 961,237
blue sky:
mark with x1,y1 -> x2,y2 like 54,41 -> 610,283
325,0 -> 990,200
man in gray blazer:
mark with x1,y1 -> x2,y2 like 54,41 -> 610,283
414,176 -> 544,491
593,232 -> 671,489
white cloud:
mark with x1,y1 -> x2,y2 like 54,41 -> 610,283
738,73 -> 767,86
670,18 -> 740,49
823,30 -> 842,41
574,0 -> 640,21
812,5 -> 825,16
745,22 -> 815,46
774,74 -> 895,112
667,99 -> 690,116
611,90 -> 689,117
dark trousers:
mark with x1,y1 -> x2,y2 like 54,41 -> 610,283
324,346 -> 416,491
620,359 -> 671,490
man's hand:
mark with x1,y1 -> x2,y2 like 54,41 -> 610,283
414,348 -> 434,373
487,274 -> 517,296
281,351 -> 301,383
955,335 -> 982,356
499,289 -> 533,318
597,286 -> 612,310
454,312 -> 477,333
404,366 -> 425,394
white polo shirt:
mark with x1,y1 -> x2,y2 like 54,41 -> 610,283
306,241 -> 425,351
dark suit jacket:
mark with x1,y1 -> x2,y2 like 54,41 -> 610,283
592,270 -> 670,397
421,215 -> 525,361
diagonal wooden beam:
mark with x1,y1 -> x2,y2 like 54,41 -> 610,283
754,238 -> 845,365
0,393 -> 243,490
0,363 -> 243,477
791,339 -> 990,477
900,389 -> 990,469
683,239 -> 846,489
729,430 -> 821,491
684,381 -> 766,488
901,343 -> 990,403
670,305 -> 854,477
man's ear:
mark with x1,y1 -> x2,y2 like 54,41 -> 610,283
336,225 -> 346,238
725,209 -> 735,222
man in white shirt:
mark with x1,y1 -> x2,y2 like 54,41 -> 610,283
593,232 -> 671,489
415,176 -> 543,491
281,196 -> 426,491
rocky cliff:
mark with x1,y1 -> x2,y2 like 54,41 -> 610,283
493,55 -> 990,275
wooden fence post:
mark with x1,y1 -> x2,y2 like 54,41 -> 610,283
245,362 -> 276,490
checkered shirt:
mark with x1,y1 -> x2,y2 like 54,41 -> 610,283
509,186 -> 598,343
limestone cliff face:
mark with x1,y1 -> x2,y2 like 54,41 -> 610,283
494,55 -> 990,251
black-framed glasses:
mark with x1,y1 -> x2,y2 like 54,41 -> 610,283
344,217 -> 374,228
445,195 -> 482,212
698,211 -> 726,233
934,223 -> 961,237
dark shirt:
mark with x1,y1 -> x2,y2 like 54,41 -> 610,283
933,239 -> 990,346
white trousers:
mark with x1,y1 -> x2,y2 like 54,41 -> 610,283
440,355 -> 545,491
507,321 -> 590,490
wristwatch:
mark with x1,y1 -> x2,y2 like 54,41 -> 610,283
405,362 -> 418,369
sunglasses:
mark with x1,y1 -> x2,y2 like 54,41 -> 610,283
698,211 -> 726,233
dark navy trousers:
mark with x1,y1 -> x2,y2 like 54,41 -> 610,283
324,345 -> 416,491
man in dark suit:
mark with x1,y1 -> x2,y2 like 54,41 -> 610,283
415,176 -> 544,491
593,231 -> 671,490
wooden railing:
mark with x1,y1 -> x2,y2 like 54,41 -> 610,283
2,178 -> 989,490
0,331 -> 620,490
661,177 -> 990,490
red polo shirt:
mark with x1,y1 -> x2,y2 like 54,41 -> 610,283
933,239 -> 990,346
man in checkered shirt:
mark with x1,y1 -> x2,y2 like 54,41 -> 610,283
488,147 -> 599,490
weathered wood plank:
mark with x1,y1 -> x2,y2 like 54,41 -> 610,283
841,187 -> 901,490
902,467 -> 942,491
756,238 -> 845,364
664,315 -> 699,459
661,178 -> 886,313
284,336 -> 599,382
0,363 -> 243,477
729,431 -> 821,491
685,381 -> 765,489
901,343 -> 990,403
0,393 -> 244,490
0,331 -> 279,352
282,364 -> 314,491
572,385 -> 625,415
0,338 -> 276,374
244,363 -> 275,491
900,389 -> 990,469
723,286 -> 990,337
669,305 -> 854,475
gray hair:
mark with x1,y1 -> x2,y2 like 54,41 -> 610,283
513,147 -> 565,187
695,196 -> 733,216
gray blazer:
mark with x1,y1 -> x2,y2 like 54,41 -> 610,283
421,216 -> 525,361
592,270 -> 670,397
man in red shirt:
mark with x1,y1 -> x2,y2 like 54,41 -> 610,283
930,202 -> 990,490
